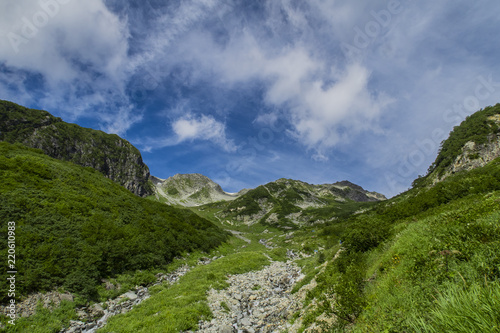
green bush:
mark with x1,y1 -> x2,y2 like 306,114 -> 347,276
341,216 -> 390,253
0,142 -> 228,302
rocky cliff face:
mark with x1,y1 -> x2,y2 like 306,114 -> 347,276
448,134 -> 500,172
0,100 -> 153,197
429,111 -> 500,184
152,173 -> 244,206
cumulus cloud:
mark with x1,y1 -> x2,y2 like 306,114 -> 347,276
0,0 -> 128,83
2,0 -> 500,195
0,0 -> 136,134
172,113 -> 236,151
167,27 -> 389,157
138,112 -> 236,153
289,63 -> 391,150
0,0 -> 392,152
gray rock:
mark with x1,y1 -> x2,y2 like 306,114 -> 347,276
240,317 -> 251,326
198,261 -> 302,332
105,281 -> 115,290
60,293 -> 74,302
220,324 -> 233,333
122,291 -> 138,300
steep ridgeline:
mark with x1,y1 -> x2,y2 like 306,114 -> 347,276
214,178 -> 386,228
152,173 -> 248,206
0,100 -> 153,197
422,103 -> 500,185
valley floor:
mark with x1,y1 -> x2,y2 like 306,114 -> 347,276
95,218 -> 332,333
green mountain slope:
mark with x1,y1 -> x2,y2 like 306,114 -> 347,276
210,178 -> 385,228
0,100 -> 153,197
339,158 -> 500,332
422,103 -> 500,184
1,102 -> 499,333
298,107 -> 500,331
0,142 -> 228,300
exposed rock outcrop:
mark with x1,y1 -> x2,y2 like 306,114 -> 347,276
457,135 -> 500,170
429,112 -> 500,184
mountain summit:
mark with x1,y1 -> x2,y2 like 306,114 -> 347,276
152,173 -> 246,206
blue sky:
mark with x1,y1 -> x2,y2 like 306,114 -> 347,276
1,0 -> 499,197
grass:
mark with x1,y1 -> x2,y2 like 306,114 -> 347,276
2,102 -> 500,333
412,283 -> 500,333
1,301 -> 78,333
99,251 -> 269,332
350,192 -> 500,332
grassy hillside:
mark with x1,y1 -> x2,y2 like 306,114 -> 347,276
0,100 -> 153,196
1,102 -> 499,332
301,157 -> 500,332
0,142 -> 227,301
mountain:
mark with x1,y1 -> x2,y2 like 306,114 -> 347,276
95,99 -> 500,332
0,100 -> 153,197
423,103 -> 500,185
152,173 -> 247,206
213,178 -> 386,228
3,99 -> 499,333
152,173 -> 386,227
0,142 -> 227,301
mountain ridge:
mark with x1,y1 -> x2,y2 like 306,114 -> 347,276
207,177 -> 387,228
152,173 -> 386,210
152,173 -> 247,206
1,99 -> 500,332
0,100 -> 153,197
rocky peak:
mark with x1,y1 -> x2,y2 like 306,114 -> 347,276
218,177 -> 386,228
333,180 -> 364,192
153,173 -> 241,206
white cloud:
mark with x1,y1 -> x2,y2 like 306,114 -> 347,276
0,0 -> 129,85
97,105 -> 144,136
0,0 -> 392,154
137,112 -> 236,153
0,0 -> 137,133
167,28 -> 389,157
289,63 -> 391,150
171,113 -> 236,152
